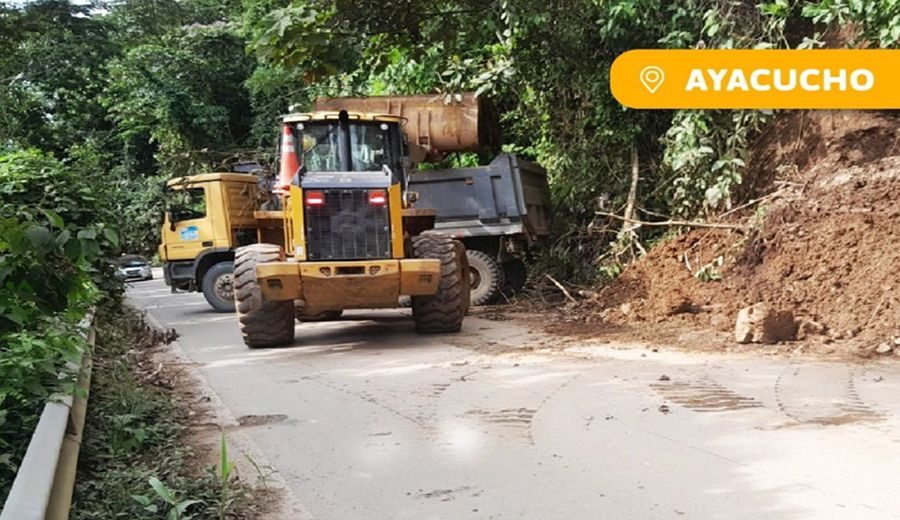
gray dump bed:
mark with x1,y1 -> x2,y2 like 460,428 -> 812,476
409,153 -> 551,243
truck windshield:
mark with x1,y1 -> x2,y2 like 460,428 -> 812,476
167,187 -> 206,222
298,121 -> 391,173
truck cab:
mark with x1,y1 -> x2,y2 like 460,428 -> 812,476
159,173 -> 259,311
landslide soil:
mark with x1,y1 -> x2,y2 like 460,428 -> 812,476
549,110 -> 900,358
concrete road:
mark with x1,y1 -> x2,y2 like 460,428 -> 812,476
128,276 -> 900,520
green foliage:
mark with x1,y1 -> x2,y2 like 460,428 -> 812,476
664,110 -> 764,217
0,2 -> 116,155
73,305 -> 251,520
106,22 -> 255,174
0,147 -> 113,501
803,0 -> 900,47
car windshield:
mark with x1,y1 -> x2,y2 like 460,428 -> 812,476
118,255 -> 147,267
298,122 -> 389,173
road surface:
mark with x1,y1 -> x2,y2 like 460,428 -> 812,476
129,275 -> 900,520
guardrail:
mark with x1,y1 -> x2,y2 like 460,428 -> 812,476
1,313 -> 95,520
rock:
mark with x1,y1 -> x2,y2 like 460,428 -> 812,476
796,319 -> 827,340
734,303 -> 798,344
658,374 -> 670,381
875,342 -> 893,355
892,336 -> 900,346
619,302 -> 632,316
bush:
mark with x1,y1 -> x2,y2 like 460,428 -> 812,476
0,148 -> 115,501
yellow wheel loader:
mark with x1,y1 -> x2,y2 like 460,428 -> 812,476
233,96 -> 494,348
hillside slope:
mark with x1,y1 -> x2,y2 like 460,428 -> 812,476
579,110 -> 900,356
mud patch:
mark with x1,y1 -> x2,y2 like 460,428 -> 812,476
414,486 -> 474,501
774,366 -> 884,427
429,382 -> 450,397
465,407 -> 536,442
652,378 -> 763,412
466,407 -> 536,426
236,414 -> 288,427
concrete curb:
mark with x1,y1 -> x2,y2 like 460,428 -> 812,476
1,313 -> 94,520
135,301 -> 313,520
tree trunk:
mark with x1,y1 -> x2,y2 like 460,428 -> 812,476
622,143 -> 640,235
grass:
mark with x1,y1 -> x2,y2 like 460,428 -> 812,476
71,301 -> 254,519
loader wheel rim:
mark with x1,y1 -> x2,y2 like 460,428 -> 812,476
214,273 -> 234,301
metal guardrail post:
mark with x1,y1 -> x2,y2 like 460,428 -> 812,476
1,314 -> 95,520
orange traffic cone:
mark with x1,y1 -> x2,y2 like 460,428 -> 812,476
278,125 -> 300,191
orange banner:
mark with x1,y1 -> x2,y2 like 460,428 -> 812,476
610,49 -> 900,109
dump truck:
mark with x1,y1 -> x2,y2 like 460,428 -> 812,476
159,173 -> 260,311
407,154 -> 551,304
230,95 -> 511,347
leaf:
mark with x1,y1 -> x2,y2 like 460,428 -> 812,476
76,229 -> 97,240
220,433 -> 234,482
102,227 -> 119,247
131,494 -> 151,506
25,226 -> 51,248
175,499 -> 203,514
44,210 -> 64,228
149,477 -> 176,505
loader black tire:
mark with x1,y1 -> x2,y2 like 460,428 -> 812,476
234,244 -> 295,348
466,249 -> 504,306
412,234 -> 469,333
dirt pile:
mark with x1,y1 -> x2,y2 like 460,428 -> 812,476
581,110 -> 900,356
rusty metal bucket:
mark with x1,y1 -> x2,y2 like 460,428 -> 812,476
313,93 -> 498,162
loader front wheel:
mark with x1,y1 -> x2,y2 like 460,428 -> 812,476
234,244 -> 295,348
412,234 -> 469,333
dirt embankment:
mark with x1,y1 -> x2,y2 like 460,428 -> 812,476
560,110 -> 900,357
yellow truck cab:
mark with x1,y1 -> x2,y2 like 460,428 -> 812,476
159,173 -> 259,311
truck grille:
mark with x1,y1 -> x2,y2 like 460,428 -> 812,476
305,189 -> 392,260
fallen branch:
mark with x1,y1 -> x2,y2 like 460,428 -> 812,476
544,274 -> 578,304
718,188 -> 786,220
595,212 -> 745,230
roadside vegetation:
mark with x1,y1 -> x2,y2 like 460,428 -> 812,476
0,148 -> 114,501
72,303 -> 252,519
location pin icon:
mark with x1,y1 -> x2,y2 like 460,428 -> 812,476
640,66 -> 665,94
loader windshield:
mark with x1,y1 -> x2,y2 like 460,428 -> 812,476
294,120 -> 401,176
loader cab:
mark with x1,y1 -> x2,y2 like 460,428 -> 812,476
279,112 -> 411,263
283,111 -> 407,184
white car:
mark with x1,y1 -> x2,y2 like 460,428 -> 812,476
115,255 -> 153,281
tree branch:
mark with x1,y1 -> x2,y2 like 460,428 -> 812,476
544,274 -> 578,304
595,212 -> 745,231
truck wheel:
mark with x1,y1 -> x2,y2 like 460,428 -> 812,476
234,244 -> 295,348
201,261 -> 235,312
412,234 -> 469,333
502,259 -> 528,294
466,249 -> 504,306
